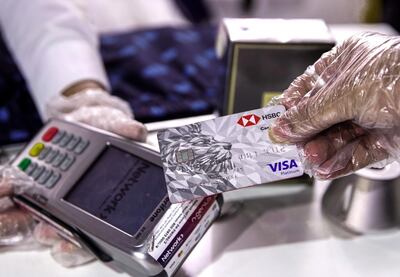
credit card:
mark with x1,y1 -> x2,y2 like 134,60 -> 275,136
157,105 -> 304,203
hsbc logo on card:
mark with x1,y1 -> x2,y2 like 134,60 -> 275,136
237,114 -> 260,127
237,112 -> 282,127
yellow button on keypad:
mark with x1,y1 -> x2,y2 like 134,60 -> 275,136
29,143 -> 45,157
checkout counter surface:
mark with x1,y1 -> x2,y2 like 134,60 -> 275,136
3,178 -> 400,277
1,24 -> 400,277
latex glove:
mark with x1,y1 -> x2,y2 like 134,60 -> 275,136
269,32 -> 400,179
46,89 -> 147,142
0,166 -> 94,267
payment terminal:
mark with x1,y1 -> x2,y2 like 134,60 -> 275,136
11,119 -> 223,276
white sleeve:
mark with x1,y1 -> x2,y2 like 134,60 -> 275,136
0,0 -> 110,119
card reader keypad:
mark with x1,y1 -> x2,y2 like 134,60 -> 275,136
17,126 -> 90,189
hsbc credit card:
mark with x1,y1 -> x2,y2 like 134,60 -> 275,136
157,105 -> 304,203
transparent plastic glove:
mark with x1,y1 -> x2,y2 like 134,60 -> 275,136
269,32 -> 400,179
0,166 -> 94,267
46,89 -> 147,142
34,222 -> 94,267
0,166 -> 35,246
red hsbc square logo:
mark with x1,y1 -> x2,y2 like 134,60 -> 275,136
237,114 -> 261,127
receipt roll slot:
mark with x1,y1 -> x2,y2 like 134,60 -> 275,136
11,119 -> 223,276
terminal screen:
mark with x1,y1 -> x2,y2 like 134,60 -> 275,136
65,146 -> 167,236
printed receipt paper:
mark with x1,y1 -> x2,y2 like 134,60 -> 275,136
157,105 -> 304,203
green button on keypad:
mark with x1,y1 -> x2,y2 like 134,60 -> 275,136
18,158 -> 31,171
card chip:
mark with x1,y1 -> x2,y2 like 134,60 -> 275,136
176,149 -> 195,163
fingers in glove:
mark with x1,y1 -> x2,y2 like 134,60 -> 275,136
51,240 -> 94,268
0,166 -> 34,198
0,181 -> 12,199
314,133 -> 388,179
278,42 -> 345,109
47,90 -> 133,119
303,122 -> 366,166
269,37 -> 363,142
269,78 -> 355,144
82,91 -> 133,117
109,117 -> 148,142
65,106 -> 148,142
0,209 -> 35,246
33,222 -> 61,246
34,222 -> 94,268
279,67 -> 318,109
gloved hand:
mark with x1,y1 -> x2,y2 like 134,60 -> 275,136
46,88 -> 147,142
269,32 -> 400,179
0,166 -> 93,267
1,86 -> 147,268
44,87 -> 147,264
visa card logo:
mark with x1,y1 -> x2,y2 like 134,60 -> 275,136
268,159 -> 298,172
237,114 -> 261,127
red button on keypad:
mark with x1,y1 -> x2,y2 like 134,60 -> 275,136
42,127 -> 59,142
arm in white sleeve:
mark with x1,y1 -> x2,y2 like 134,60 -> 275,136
0,0 -> 110,119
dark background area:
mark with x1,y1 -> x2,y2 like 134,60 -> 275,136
0,25 -> 226,146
